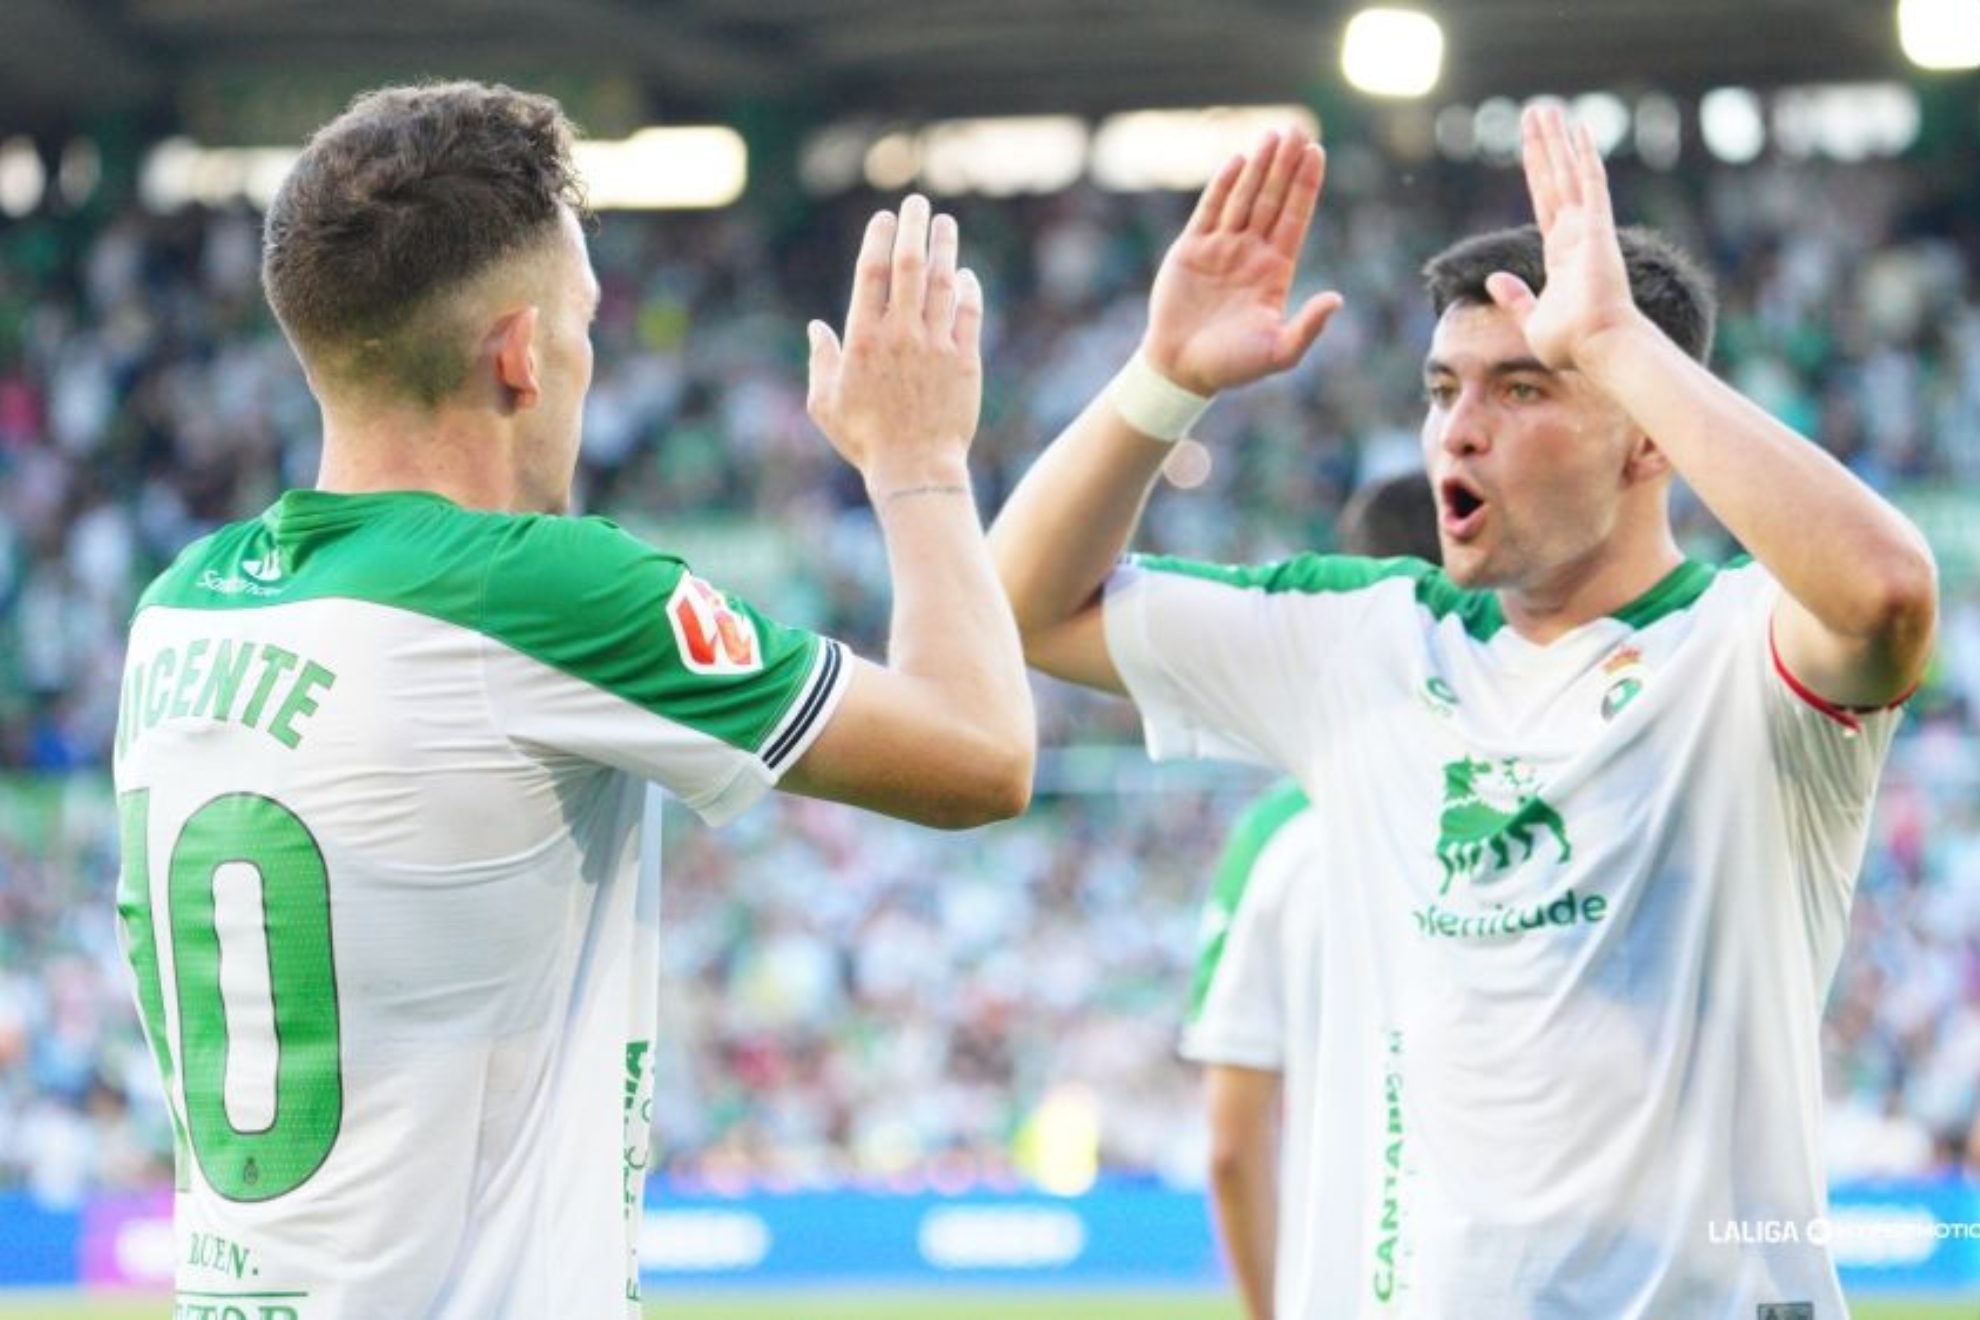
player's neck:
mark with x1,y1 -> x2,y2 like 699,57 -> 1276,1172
1498,528 -> 1686,645
317,407 -> 526,512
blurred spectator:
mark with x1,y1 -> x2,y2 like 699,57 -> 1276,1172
2,142 -> 1978,1196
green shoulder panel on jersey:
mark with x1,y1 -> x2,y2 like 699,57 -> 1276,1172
1133,553 -> 1727,639
1132,552 -> 1506,641
133,490 -> 822,754
1611,558 -> 1720,630
1190,780 -> 1312,1021
478,513 -> 821,753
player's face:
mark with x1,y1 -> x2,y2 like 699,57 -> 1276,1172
1420,302 -> 1640,599
520,206 -> 598,514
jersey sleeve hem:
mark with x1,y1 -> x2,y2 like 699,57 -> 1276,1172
1766,616 -> 1917,734
1178,1029 -> 1284,1070
691,638 -> 851,827
1103,563 -> 1212,763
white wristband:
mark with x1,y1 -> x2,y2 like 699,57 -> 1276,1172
1107,351 -> 1212,443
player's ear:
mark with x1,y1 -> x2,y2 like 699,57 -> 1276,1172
1623,429 -> 1670,484
491,306 -> 541,414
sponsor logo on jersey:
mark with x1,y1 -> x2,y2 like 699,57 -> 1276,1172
1371,1030 -> 1408,1304
667,574 -> 763,675
196,569 -> 285,598
1433,754 -> 1572,896
623,1038 -> 656,1302
1599,644 -> 1648,722
241,548 -> 284,583
1413,889 -> 1608,939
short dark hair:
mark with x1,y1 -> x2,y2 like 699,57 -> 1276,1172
1420,224 -> 1717,364
1339,472 -> 1442,564
262,81 -> 589,405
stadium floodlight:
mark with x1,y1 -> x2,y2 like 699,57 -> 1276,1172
1092,106 -> 1321,191
1569,93 -> 1631,156
1773,84 -> 1920,160
1700,87 -> 1767,164
915,116 -> 1088,197
864,131 -> 922,192
138,129 -> 746,213
575,127 -> 747,209
0,137 -> 45,218
1898,0 -> 1980,69
1341,7 -> 1445,99
138,139 -> 300,212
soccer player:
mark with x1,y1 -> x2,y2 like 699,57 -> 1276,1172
991,104 -> 1936,1317
113,82 -> 1032,1319
1187,472 -> 1441,1320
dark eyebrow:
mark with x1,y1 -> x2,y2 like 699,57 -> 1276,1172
1422,355 -> 1557,378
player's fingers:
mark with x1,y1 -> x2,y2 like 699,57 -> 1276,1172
1249,127 -> 1307,237
845,211 -> 897,342
1485,271 -> 1537,322
891,193 -> 932,320
1187,153 -> 1244,235
1540,103 -> 1581,214
1520,106 -> 1560,232
926,212 -> 960,331
1267,142 -> 1327,257
1275,289 -> 1344,369
1573,120 -> 1617,228
1218,130 -> 1278,231
805,320 -> 842,420
953,268 -> 984,359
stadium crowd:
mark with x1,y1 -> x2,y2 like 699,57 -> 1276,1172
1,134 -> 1978,1204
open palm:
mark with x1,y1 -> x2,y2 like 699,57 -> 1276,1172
1142,129 -> 1343,397
1488,104 -> 1641,370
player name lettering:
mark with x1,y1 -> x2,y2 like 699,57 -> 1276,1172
118,638 -> 338,759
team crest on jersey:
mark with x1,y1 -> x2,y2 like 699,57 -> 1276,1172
1599,645 -> 1648,722
1434,755 -> 1572,895
667,574 -> 762,675
1419,675 -> 1460,719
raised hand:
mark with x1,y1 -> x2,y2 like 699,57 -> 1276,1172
1141,128 -> 1344,397
1487,103 -> 1642,371
807,194 -> 984,486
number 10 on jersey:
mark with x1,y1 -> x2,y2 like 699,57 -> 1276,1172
117,790 -> 344,1202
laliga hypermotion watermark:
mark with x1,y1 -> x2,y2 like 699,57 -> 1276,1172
1707,1214 -> 1980,1248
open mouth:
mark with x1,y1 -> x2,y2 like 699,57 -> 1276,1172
1439,475 -> 1488,537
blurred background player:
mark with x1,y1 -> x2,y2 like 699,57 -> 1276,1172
112,81 -> 1031,1320
990,104 -> 1935,1317
1184,471 -> 1441,1320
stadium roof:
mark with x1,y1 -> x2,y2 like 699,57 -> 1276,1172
0,0 -> 1917,139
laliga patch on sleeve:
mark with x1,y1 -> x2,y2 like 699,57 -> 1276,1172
667,574 -> 763,676
1756,1305 -> 1813,1320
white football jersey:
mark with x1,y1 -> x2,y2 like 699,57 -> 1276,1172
1183,781 -> 1345,1320
113,489 -> 848,1320
1111,553 -> 1899,1320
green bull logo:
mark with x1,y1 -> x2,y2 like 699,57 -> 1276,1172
1435,755 -> 1572,895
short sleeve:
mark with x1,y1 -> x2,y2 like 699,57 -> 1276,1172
1104,552 -> 1454,774
478,516 -> 849,825
1180,785 -> 1313,1070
